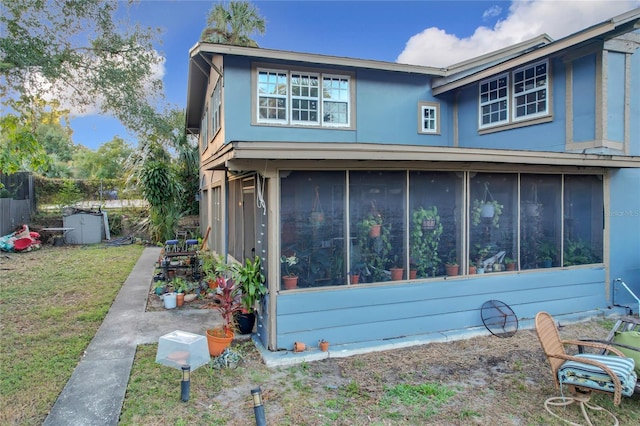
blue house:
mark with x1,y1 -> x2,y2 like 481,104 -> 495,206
185,10 -> 640,354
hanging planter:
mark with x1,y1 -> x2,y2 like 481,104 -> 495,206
309,186 -> 324,228
472,183 -> 503,228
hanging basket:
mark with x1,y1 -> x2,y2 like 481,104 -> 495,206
309,186 -> 324,228
480,203 -> 495,218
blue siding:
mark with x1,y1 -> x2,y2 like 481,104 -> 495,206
456,58 -> 567,151
275,268 -> 606,349
607,52 -> 626,142
608,168 -> 640,306
222,57 -> 452,145
630,44 -> 640,156
572,54 -> 597,142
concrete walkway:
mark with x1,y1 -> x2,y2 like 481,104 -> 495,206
44,247 -> 221,426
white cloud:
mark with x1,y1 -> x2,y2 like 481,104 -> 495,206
482,5 -> 502,20
397,0 -> 640,68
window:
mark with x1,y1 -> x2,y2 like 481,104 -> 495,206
513,61 -> 547,120
258,70 -> 287,122
479,60 -> 549,129
291,73 -> 319,124
212,81 -> 221,136
418,102 -> 440,134
200,107 -> 208,151
278,170 -> 602,289
256,67 -> 352,128
479,75 -> 509,127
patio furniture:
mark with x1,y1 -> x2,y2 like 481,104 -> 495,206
535,311 -> 637,425
578,316 -> 640,392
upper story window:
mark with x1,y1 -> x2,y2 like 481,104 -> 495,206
480,75 -> 508,127
513,61 -> 547,120
256,66 -> 352,128
418,102 -> 440,134
201,107 -> 208,151
212,81 -> 222,136
479,59 -> 549,130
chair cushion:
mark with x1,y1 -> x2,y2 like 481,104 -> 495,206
558,353 -> 637,397
613,331 -> 640,375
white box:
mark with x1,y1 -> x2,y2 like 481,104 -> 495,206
155,330 -> 210,371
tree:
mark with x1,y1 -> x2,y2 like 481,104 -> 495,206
0,0 -> 165,173
74,137 -> 133,179
201,1 -> 266,47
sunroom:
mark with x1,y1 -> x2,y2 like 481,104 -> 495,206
206,143 -> 631,352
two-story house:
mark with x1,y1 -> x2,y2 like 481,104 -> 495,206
185,9 -> 640,354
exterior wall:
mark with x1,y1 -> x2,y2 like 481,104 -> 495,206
275,267 -> 606,350
571,53 -> 598,143
456,57 -> 567,151
629,44 -> 640,156
606,51 -> 626,143
222,56 -> 449,146
608,168 -> 640,306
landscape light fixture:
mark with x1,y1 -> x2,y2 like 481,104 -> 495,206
251,387 -> 266,426
181,365 -> 190,402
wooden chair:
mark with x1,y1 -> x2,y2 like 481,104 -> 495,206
535,311 -> 637,425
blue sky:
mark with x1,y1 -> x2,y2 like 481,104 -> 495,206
70,0 -> 640,150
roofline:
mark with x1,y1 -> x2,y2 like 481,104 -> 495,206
189,43 -> 447,76
432,7 -> 640,95
202,142 -> 640,171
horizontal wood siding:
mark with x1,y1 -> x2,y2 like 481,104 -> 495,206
275,267 -> 606,349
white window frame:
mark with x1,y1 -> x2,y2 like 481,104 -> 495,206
418,102 -> 440,134
290,73 -> 320,125
201,107 -> 208,151
512,60 -> 548,121
255,66 -> 352,128
257,69 -> 288,124
478,59 -> 550,130
479,74 -> 509,129
321,74 -> 351,127
212,81 -> 222,136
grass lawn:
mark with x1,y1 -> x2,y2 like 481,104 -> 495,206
3,244 -> 639,425
0,243 -> 144,425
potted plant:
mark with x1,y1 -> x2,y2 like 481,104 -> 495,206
537,240 -> 557,268
361,213 -> 383,238
504,257 -> 516,271
206,276 -> 242,356
172,277 -> 188,307
281,254 -> 299,289
357,216 -> 391,282
232,256 -> 266,334
410,206 -> 443,278
445,249 -> 459,276
563,238 -> 594,266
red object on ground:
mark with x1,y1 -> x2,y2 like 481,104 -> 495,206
13,237 -> 33,251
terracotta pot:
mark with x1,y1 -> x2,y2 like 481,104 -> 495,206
283,276 -> 298,290
350,274 -> 360,284
409,269 -> 417,279
506,263 -> 516,271
176,292 -> 184,307
208,279 -> 218,290
445,264 -> 459,276
319,340 -> 329,352
293,341 -> 306,352
206,328 -> 234,356
369,224 -> 381,238
390,268 -> 404,281
469,266 -> 477,274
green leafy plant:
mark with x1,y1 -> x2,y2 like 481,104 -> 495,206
537,240 -> 557,262
563,238 -> 595,266
410,206 -> 443,278
471,199 -> 503,228
281,254 -> 299,277
232,256 -> 266,314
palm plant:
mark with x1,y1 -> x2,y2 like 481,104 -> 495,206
200,1 -> 266,47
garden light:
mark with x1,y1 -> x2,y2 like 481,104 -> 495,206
251,387 -> 266,426
181,365 -> 190,402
